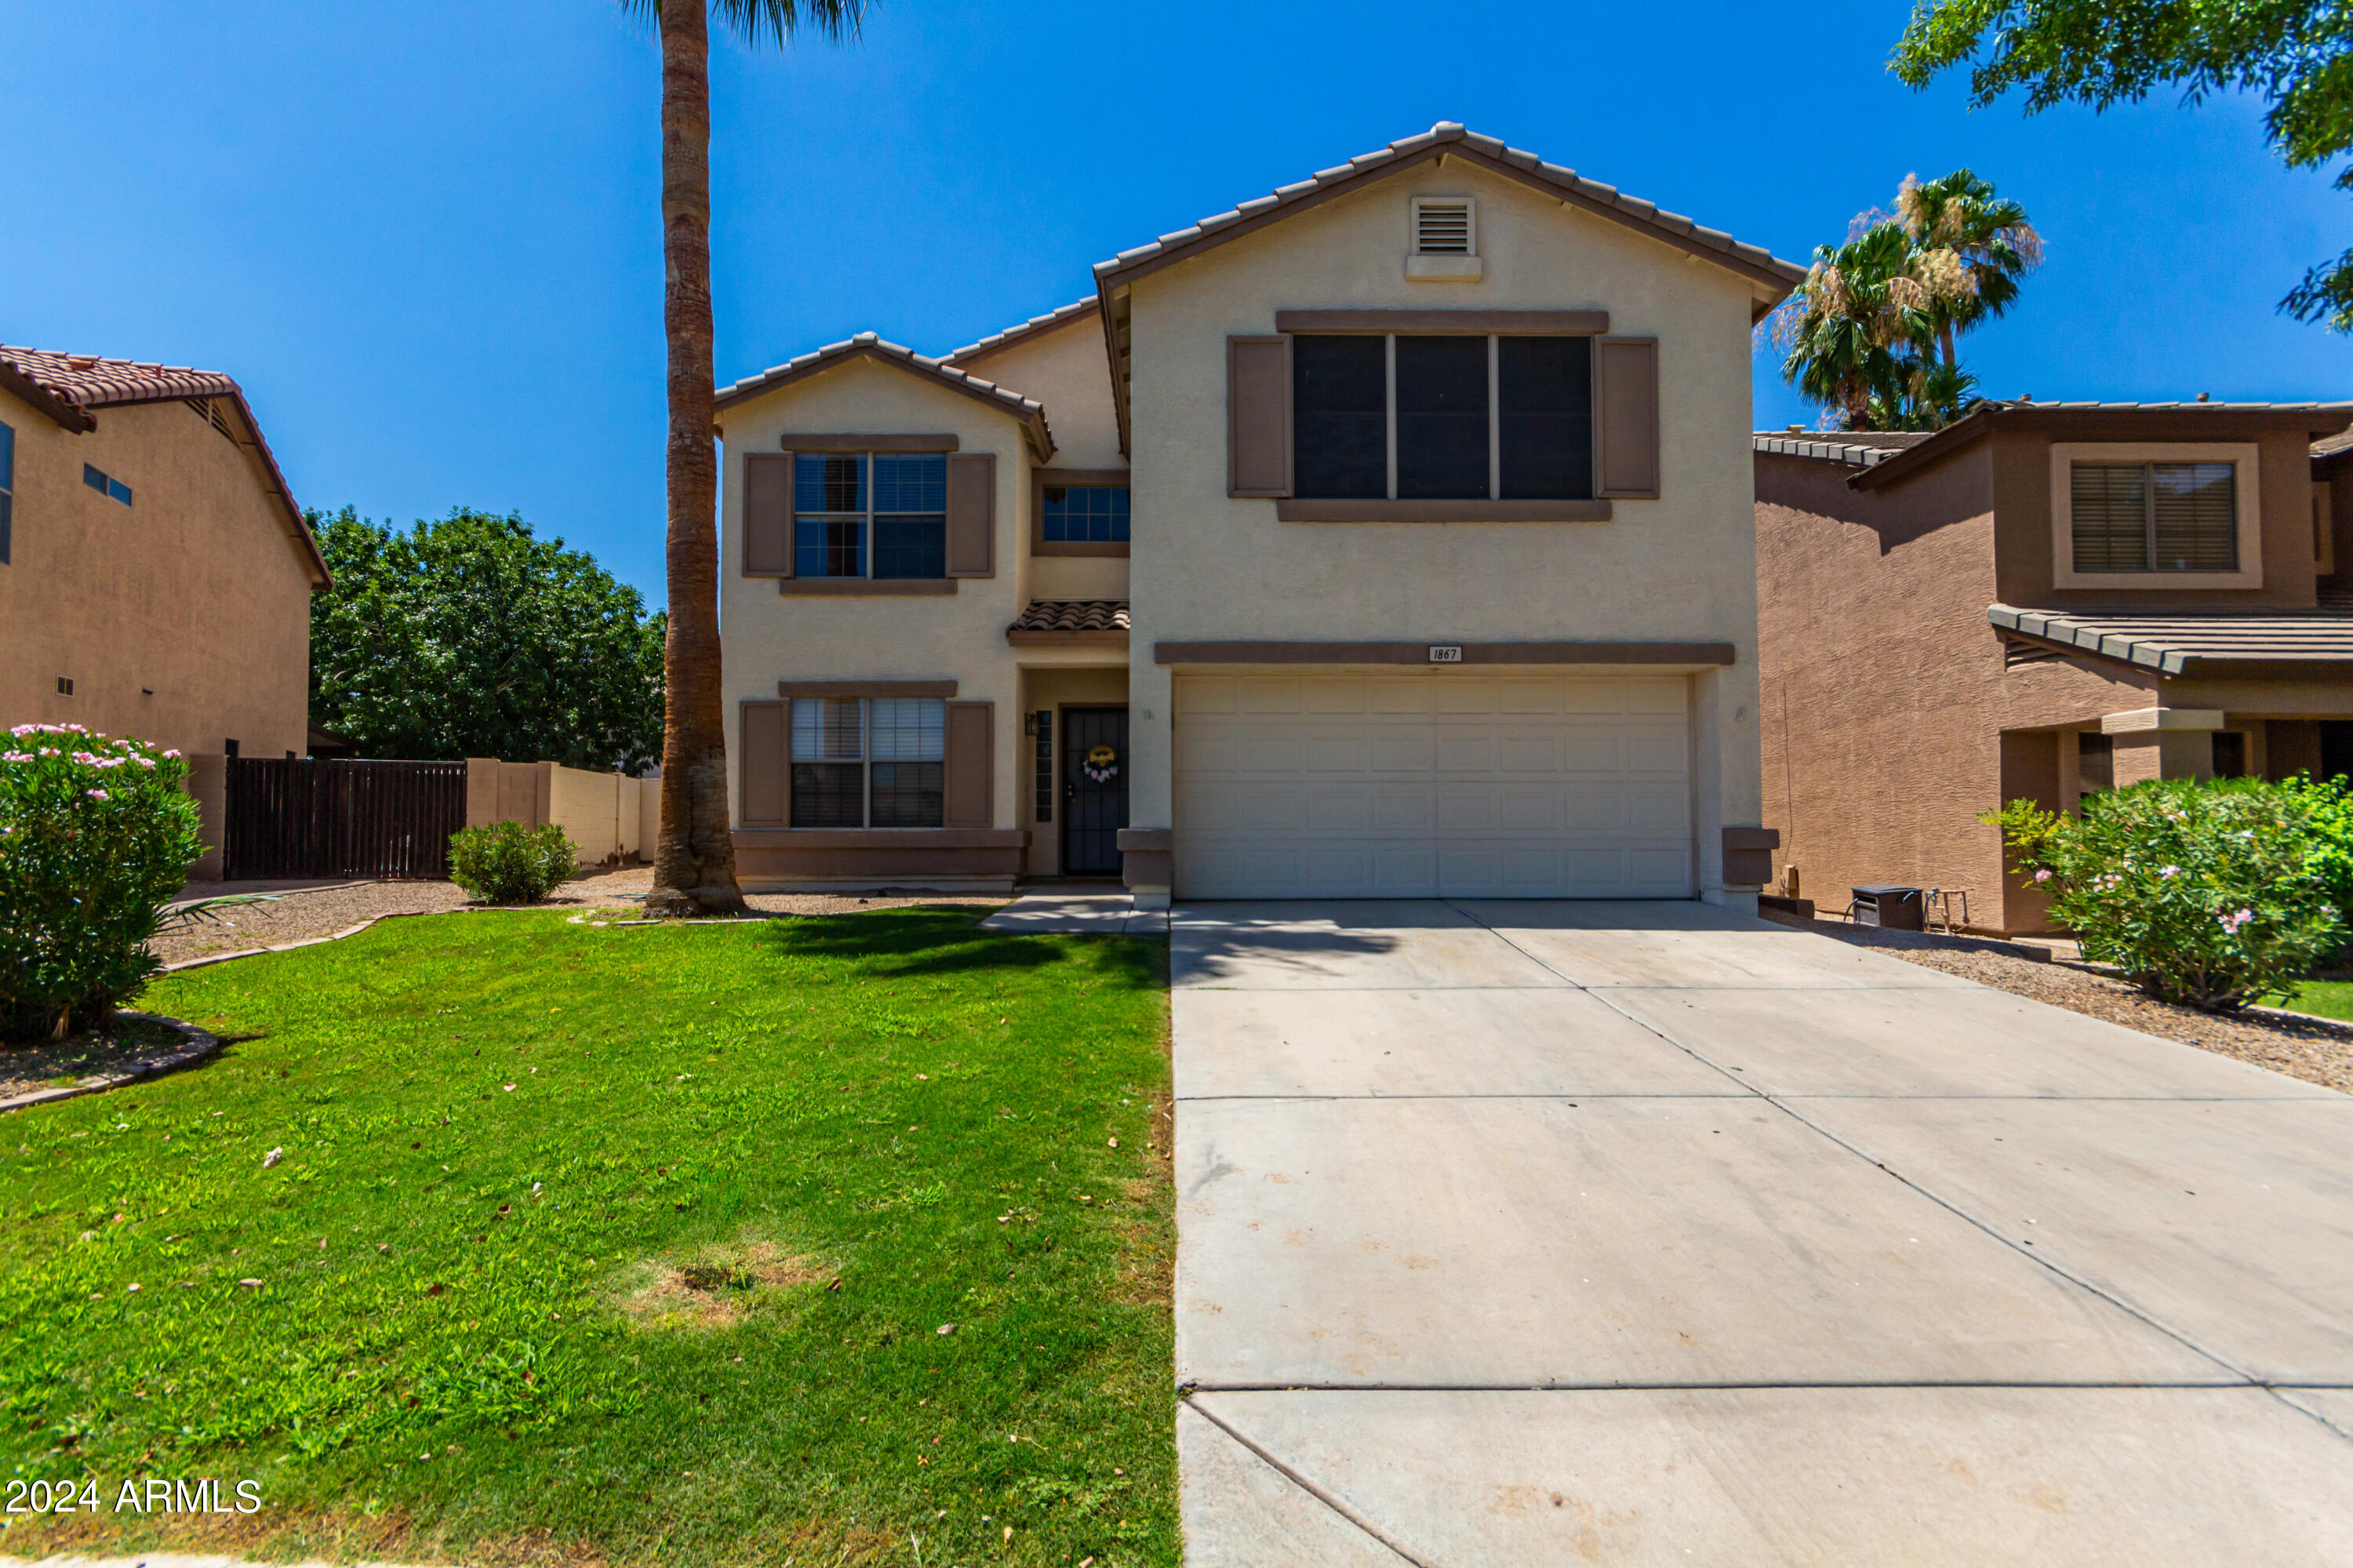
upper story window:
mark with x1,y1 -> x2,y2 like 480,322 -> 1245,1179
793,453 -> 947,579
1042,485 -> 1129,544
83,462 -> 132,507
2070,460 -> 2237,573
789,696 -> 945,828
1293,333 -> 1592,500
0,420 -> 13,565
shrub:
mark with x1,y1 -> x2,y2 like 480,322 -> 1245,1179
449,820 -> 577,905
1988,777 -> 2344,1011
0,725 -> 202,1042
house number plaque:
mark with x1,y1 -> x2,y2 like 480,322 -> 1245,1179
1428,646 -> 1463,664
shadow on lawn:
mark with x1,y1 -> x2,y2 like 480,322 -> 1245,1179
761,905 -> 1163,988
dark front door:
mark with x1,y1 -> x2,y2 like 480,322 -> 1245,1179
1062,706 -> 1129,875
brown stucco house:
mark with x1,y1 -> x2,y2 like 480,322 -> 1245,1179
1755,399 -> 2353,935
0,346 -> 327,761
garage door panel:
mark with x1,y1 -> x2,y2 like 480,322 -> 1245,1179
1175,674 -> 1693,900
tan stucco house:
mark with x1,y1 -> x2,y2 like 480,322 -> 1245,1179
1755,400 -> 2353,934
0,346 -> 325,759
715,124 -> 1804,906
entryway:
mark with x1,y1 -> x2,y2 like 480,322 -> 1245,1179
1061,705 -> 1129,875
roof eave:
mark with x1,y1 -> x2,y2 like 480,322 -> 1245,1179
715,341 -> 1056,464
0,358 -> 96,431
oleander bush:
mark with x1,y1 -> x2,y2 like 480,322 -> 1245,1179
1989,777 -> 2344,1012
0,726 -> 202,1042
448,820 -> 577,905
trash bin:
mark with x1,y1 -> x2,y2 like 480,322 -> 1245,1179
1850,884 -> 1925,931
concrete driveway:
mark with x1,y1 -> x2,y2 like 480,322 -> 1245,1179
1170,900 -> 2353,1566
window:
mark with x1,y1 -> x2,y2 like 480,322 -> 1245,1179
1033,708 -> 1054,823
793,453 -> 946,579
2070,461 -> 2237,573
82,463 -> 132,507
2077,732 -> 2113,795
1042,486 -> 1129,544
789,697 -> 945,828
0,419 -> 13,565
2213,731 -> 2247,780
1292,333 -> 1593,500
55,676 -> 73,697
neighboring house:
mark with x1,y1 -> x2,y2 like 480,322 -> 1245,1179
1755,400 -> 2353,934
715,123 -> 1805,904
0,346 -> 326,759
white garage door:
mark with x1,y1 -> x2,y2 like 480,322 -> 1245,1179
1174,671 -> 1693,899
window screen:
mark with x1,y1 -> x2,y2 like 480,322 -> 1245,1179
788,696 -> 946,828
1499,336 -> 1592,500
867,697 -> 945,828
1395,336 -> 1489,500
2071,462 -> 2238,573
1042,486 -> 1129,543
790,697 -> 865,826
791,453 -> 950,580
1293,336 -> 1387,499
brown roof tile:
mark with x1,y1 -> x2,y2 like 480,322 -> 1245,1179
1009,598 -> 1129,634
714,332 -> 1056,463
1990,593 -> 2353,677
942,299 -> 1099,368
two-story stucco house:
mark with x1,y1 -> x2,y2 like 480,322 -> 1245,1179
0,346 -> 325,759
1755,398 -> 2353,935
715,124 -> 1804,907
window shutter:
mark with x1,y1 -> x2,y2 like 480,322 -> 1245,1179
945,453 -> 995,577
1228,335 -> 1293,497
1595,337 -> 1660,499
943,700 -> 994,828
740,700 -> 788,826
744,454 -> 793,576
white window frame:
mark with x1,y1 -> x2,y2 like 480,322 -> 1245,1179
2049,442 -> 2264,590
1407,195 -> 1482,282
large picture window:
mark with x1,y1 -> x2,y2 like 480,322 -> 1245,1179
794,453 -> 947,580
789,697 -> 945,828
1293,333 -> 1594,502
2071,461 -> 2238,573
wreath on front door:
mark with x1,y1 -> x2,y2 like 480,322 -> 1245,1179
1082,744 -> 1119,785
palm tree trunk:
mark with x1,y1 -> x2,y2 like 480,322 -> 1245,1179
1940,320 -> 1957,368
646,0 -> 746,917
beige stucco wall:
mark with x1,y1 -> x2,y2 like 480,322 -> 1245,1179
1120,158 -> 1768,897
718,357 -> 1050,834
0,388 -> 315,757
463,756 -> 649,865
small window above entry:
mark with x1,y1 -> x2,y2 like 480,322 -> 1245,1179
1408,197 -> 1482,282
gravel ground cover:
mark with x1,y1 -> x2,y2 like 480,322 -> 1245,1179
0,1015 -> 204,1105
1813,924 -> 2353,1094
154,868 -> 1006,966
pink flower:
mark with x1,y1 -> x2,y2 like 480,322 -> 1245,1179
86,788 -> 108,801
2158,865 -> 2181,878
162,748 -> 181,759
2033,869 -> 2051,882
2218,908 -> 2255,935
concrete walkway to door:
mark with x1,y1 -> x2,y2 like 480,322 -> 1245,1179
1169,899 -> 2353,1566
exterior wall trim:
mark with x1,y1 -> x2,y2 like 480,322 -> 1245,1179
1007,630 -> 1129,647
2047,442 -> 2264,590
733,829 -> 1024,849
1273,310 -> 1609,334
780,579 -> 957,597
779,432 -> 959,452
1274,499 -> 1613,523
1154,640 -> 1736,666
776,679 -> 958,698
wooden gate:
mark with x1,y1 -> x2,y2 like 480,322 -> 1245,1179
223,759 -> 468,880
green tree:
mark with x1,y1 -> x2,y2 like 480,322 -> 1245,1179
1897,167 -> 2045,366
621,0 -> 867,919
1893,0 -> 2353,329
307,506 -> 666,772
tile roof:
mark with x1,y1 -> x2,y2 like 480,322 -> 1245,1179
1009,598 -> 1129,634
1990,591 -> 2353,676
1852,398 -> 2353,492
1093,123 -> 1808,293
1752,431 -> 1929,467
2313,426 -> 2353,460
942,299 -> 1099,367
714,332 -> 1056,462
0,344 -> 325,586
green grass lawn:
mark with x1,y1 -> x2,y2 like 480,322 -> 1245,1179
2283,978 -> 2353,1023
0,906 -> 1174,1567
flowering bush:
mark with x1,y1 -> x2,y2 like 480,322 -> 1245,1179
1988,777 -> 2344,1012
448,820 -> 577,905
0,724 -> 202,1042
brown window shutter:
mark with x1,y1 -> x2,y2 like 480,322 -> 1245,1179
943,700 -> 994,828
740,700 -> 788,826
1228,335 -> 1293,497
1595,337 -> 1660,499
744,454 -> 793,576
945,453 -> 995,577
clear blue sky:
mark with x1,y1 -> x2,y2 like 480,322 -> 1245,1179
5,1 -> 2348,609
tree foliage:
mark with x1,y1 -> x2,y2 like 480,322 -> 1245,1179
1763,170 -> 2042,430
307,507 -> 664,773
1893,0 -> 2353,329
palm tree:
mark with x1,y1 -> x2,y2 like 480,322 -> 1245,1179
625,0 -> 865,917
1768,220 -> 1938,430
1895,169 -> 2042,370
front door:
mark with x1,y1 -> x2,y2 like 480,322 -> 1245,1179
1062,707 -> 1129,876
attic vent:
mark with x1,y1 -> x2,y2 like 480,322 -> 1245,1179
1414,199 -> 1473,254
185,396 -> 238,445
